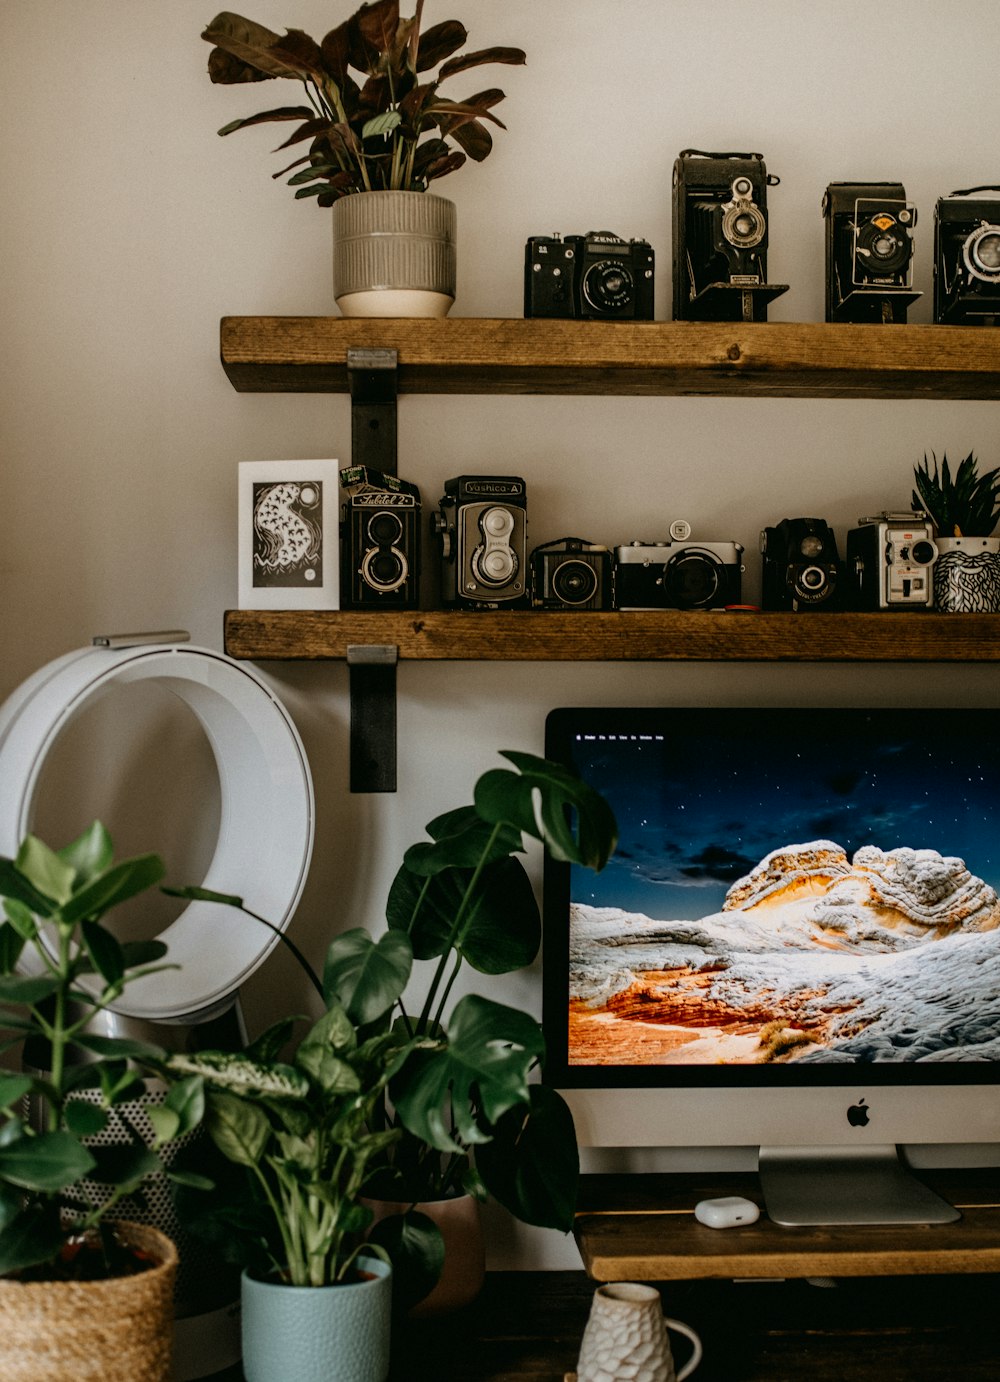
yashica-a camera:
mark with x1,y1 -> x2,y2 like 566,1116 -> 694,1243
934,186 -> 1000,325
822,182 -> 920,324
433,475 -> 529,608
760,517 -> 844,611
524,231 -> 654,319
339,466 -> 420,609
845,511 -> 938,609
671,149 -> 788,322
530,537 -> 614,611
615,522 -> 744,610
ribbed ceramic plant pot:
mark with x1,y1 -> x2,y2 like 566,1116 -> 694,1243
333,191 -> 456,318
241,1254 -> 392,1382
0,1222 -> 177,1382
933,536 -> 1000,612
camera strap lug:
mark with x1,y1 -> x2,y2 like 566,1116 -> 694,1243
347,348 -> 398,476
347,642 -> 399,794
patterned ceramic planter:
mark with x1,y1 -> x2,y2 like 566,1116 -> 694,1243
933,536 -> 1000,612
332,191 -> 456,318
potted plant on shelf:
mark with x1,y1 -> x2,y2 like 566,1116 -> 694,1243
912,450 -> 1000,611
0,823 -> 201,1382
201,0 -> 526,317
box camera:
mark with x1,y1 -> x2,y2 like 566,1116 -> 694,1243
530,537 -> 614,611
822,182 -> 920,324
760,517 -> 845,611
524,232 -> 654,319
845,511 -> 938,610
672,149 -> 788,322
615,522 -> 744,610
339,466 -> 421,609
934,186 -> 1000,325
433,475 -> 529,608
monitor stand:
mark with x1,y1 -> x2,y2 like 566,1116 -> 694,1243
758,1145 -> 961,1226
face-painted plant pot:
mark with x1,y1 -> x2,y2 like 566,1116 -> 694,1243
933,536 -> 1000,612
241,1254 -> 392,1382
333,191 -> 456,318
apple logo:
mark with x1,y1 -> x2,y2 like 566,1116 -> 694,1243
847,1097 -> 870,1128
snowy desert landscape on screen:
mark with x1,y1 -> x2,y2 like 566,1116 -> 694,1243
568,838 -> 1000,1065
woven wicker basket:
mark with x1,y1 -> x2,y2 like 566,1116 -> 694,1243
0,1221 -> 177,1381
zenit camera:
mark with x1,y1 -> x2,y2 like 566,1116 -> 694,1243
822,182 -> 920,323
433,475 -> 529,608
530,537 -> 614,611
339,465 -> 420,609
615,521 -> 744,610
524,232 -> 654,319
934,186 -> 1000,325
760,517 -> 844,611
845,510 -> 938,610
672,149 -> 788,322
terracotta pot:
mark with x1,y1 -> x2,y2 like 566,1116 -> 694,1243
933,535 -> 1000,612
366,1193 -> 485,1317
0,1221 -> 177,1382
332,191 -> 456,318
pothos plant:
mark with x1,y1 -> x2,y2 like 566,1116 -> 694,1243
163,751 -> 617,1307
201,0 -> 526,203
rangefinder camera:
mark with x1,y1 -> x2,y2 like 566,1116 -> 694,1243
524,231 -> 654,319
822,182 -> 920,324
530,537 -> 614,610
340,466 -> 420,609
433,475 -> 529,608
760,517 -> 844,611
845,510 -> 938,609
934,186 -> 1000,325
615,522 -> 744,610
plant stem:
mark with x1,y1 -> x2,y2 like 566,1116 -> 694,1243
417,824 -> 502,1031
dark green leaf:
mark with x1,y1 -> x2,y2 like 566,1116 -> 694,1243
246,1017 -> 299,1064
72,1033 -> 166,1062
0,973 -> 60,1006
0,858 -> 56,917
475,751 -> 618,869
367,1207 -> 445,1312
14,837 -> 74,906
0,1073 -> 32,1111
323,928 -> 412,1024
0,1206 -> 67,1276
59,854 -> 166,926
206,1090 -> 270,1166
120,939 -> 169,968
64,1099 -> 108,1138
88,1142 -> 161,1190
81,918 -> 125,988
0,921 -> 27,975
0,1129 -> 95,1192
475,1085 -> 579,1231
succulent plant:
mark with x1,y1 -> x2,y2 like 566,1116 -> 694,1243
912,451 -> 1000,538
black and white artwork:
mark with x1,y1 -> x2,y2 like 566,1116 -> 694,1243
238,460 -> 339,610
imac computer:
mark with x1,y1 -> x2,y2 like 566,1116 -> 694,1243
542,706 -> 1000,1226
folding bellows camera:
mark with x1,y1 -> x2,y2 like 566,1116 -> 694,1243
935,186 -> 1000,325
823,181 -> 920,323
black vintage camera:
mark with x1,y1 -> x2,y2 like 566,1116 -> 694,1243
934,186 -> 1000,325
530,537 -> 614,610
822,182 -> 920,323
524,232 -> 654,319
615,522 -> 744,610
760,517 -> 844,611
340,466 -> 420,609
433,475 -> 529,608
845,510 -> 938,609
672,149 -> 788,321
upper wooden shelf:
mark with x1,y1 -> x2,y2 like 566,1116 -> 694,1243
219,317 -> 1000,399
224,608 -> 1000,663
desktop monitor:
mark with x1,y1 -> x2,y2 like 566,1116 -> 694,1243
542,705 -> 1000,1225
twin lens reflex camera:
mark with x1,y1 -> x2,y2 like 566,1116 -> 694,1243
433,475 -> 529,608
339,465 -> 420,609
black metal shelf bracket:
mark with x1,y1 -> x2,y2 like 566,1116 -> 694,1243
347,347 -> 398,476
347,643 -> 399,793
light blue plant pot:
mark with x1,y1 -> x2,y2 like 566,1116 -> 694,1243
241,1255 -> 392,1382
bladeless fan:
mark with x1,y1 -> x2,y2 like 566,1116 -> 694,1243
0,637 -> 315,1380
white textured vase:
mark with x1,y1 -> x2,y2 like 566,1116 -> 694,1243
933,536 -> 1000,613
332,190 -> 456,318
576,1283 -> 702,1382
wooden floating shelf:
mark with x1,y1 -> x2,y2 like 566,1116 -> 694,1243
219,317 -> 1000,400
224,609 -> 1000,663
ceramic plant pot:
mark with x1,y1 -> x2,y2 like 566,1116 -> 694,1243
241,1254 -> 392,1382
366,1192 -> 485,1317
933,535 -> 1000,612
0,1221 -> 178,1382
332,191 -> 456,318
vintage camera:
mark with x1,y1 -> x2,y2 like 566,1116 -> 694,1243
433,475 -> 529,608
339,466 -> 420,609
822,182 -> 920,323
524,232 -> 654,319
934,186 -> 1000,324
615,521 -> 744,610
845,510 -> 938,609
530,537 -> 614,610
760,517 -> 844,611
672,149 -> 788,321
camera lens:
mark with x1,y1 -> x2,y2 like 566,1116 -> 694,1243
582,260 -> 635,312
799,534 -> 825,558
664,550 -> 721,609
367,511 -> 404,546
551,558 -> 598,607
721,200 -> 765,249
964,224 -> 1000,282
910,539 -> 937,565
791,563 -> 835,604
855,214 -> 910,276
361,545 -> 407,592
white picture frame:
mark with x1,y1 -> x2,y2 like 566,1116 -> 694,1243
238,459 -> 340,610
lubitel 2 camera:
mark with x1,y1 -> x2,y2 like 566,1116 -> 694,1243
822,182 -> 920,323
615,521 -> 744,610
934,186 -> 1000,325
339,465 -> 420,609
524,232 -> 654,319
845,510 -> 938,609
672,149 -> 788,322
760,517 -> 844,611
530,537 -> 614,610
433,475 -> 529,608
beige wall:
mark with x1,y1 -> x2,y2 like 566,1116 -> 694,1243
3,2 -> 999,1266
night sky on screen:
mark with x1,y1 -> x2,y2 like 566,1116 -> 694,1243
567,711 -> 1000,921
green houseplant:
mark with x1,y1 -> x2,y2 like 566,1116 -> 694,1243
913,450 -> 1000,612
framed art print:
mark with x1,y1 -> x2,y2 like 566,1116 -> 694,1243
238,459 -> 339,610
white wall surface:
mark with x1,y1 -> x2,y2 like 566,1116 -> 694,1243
3,1 -> 999,1267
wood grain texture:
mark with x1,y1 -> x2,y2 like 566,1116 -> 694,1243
219,317 -> 1000,398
